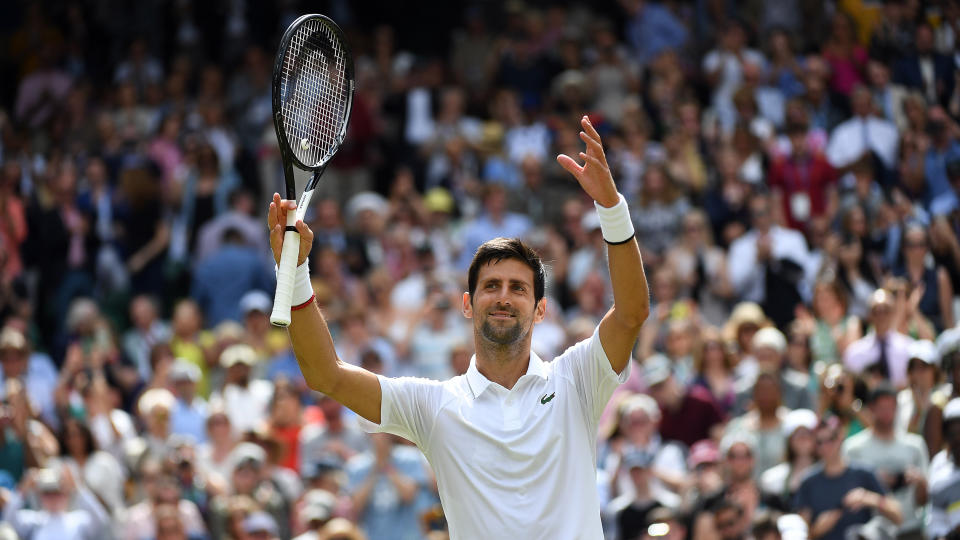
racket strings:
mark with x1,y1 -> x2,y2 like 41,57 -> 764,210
280,17 -> 349,167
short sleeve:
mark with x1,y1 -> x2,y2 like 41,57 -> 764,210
552,327 -> 631,429
359,375 -> 444,449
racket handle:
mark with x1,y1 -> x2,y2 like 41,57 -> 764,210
271,211 -> 301,327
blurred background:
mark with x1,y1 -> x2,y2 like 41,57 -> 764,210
3,1 -> 960,539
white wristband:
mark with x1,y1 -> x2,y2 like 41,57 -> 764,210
594,194 -> 635,244
276,259 -> 315,307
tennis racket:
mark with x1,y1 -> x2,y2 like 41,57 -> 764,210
270,14 -> 355,327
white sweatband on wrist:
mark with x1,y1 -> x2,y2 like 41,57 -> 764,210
291,260 -> 314,307
275,260 -> 315,309
595,193 -> 635,244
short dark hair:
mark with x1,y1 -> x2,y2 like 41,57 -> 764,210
467,237 -> 545,305
869,383 -> 898,405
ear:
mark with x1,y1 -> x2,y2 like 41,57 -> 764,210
533,297 -> 546,324
462,292 -> 473,319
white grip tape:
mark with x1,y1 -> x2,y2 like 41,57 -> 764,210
270,211 -> 301,327
594,194 -> 634,243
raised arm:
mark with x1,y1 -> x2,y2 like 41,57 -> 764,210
557,116 -> 650,374
269,194 -> 382,423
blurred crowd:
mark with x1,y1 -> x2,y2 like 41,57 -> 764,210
5,1 -> 960,539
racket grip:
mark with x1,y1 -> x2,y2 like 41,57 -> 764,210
271,212 -> 301,327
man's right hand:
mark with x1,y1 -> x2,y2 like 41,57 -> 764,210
268,193 -> 315,267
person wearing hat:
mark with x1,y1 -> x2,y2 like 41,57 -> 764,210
732,327 -> 813,416
897,339 -> 947,458
759,408 -> 818,512
0,325 -> 57,426
843,288 -> 915,389
1,466 -> 110,540
169,359 -> 208,445
843,384 -> 929,538
267,115 -> 652,539
794,417 -> 902,540
243,511 -> 280,540
607,449 -> 671,540
644,354 -> 725,448
208,442 -> 287,540
928,397 -> 960,539
208,343 -> 273,435
239,289 -> 289,362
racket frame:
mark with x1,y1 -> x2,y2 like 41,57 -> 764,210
270,13 -> 355,327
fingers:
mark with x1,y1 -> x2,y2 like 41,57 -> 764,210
580,131 -> 604,156
579,151 -> 605,169
556,154 -> 583,177
268,193 -> 298,230
581,115 -> 602,144
295,219 -> 314,243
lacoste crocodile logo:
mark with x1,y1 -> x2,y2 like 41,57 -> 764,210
540,392 -> 556,405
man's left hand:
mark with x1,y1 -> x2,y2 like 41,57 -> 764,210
557,116 -> 619,208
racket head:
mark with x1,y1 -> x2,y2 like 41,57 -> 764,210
271,14 -> 355,178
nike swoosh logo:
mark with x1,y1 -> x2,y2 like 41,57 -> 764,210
540,392 -> 555,405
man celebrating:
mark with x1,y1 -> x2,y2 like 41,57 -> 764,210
266,115 -> 649,539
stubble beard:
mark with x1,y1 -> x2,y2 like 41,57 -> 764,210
479,310 -> 527,345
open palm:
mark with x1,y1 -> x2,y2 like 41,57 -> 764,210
556,116 -> 619,208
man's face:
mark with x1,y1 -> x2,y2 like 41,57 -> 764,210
725,443 -> 754,482
464,259 -> 544,346
871,395 -> 897,431
0,347 -> 28,378
815,425 -> 842,460
715,507 -> 745,540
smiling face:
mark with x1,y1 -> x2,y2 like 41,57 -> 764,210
464,258 -> 545,347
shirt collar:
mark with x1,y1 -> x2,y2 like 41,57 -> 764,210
465,351 -> 548,399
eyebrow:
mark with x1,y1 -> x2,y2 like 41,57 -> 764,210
481,277 -> 532,288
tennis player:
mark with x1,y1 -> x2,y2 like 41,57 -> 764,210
267,115 -> 649,539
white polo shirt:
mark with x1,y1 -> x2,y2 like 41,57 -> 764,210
364,328 -> 628,540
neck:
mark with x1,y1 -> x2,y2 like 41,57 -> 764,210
475,338 -> 531,390
823,455 -> 846,475
758,408 -> 778,422
873,425 -> 894,440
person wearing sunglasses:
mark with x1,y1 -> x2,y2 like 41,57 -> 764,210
793,416 -> 902,540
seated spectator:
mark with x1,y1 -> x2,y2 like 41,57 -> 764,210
299,395 -> 371,473
898,340 -> 946,458
733,328 -> 813,415
726,370 -> 788,477
728,193 -> 810,328
643,355 -> 725,448
928,398 -> 960,538
844,289 -> 915,389
608,450 -> 671,540
57,416 -> 126,516
691,327 -> 736,415
0,326 -> 59,427
345,433 -> 431,540
843,384 -> 929,538
169,360 -> 208,445
209,344 -> 274,435
2,467 -> 110,540
122,461 -> 207,540
793,417 -> 902,540
759,408 -> 818,512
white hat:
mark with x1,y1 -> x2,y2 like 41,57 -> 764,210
937,327 -> 960,358
777,513 -> 808,540
220,343 -> 257,368
239,290 -> 272,315
752,327 -> 787,354
169,359 -> 201,382
782,408 -> 818,438
908,339 -> 939,366
346,192 -> 388,221
945,397 -> 960,422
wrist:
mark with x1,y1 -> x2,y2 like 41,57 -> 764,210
594,193 -> 635,244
